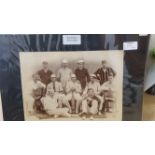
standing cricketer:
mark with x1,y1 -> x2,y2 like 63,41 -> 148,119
37,61 -> 53,86
94,60 -> 116,85
57,59 -> 72,90
75,60 -> 90,91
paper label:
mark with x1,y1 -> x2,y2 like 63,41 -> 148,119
62,35 -> 81,45
123,41 -> 138,50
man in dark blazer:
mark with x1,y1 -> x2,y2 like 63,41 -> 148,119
94,60 -> 116,85
37,61 -> 53,86
75,60 -> 90,91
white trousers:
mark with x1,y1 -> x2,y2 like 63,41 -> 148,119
66,92 -> 82,101
27,96 -> 34,113
82,99 -> 98,115
46,107 -> 70,117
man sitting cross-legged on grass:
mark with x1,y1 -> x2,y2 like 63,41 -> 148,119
41,89 -> 71,118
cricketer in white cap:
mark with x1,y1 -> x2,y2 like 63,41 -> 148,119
57,59 -> 72,90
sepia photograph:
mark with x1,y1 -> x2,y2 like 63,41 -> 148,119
20,51 -> 124,120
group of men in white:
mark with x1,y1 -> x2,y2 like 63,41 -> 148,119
27,59 -> 116,120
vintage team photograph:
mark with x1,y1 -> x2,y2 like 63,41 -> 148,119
20,51 -> 123,120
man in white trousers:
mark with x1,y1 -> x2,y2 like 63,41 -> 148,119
100,74 -> 116,113
47,74 -> 71,113
66,74 -> 82,114
27,74 -> 46,114
57,59 -> 72,90
81,88 -> 100,120
41,89 -> 71,118
83,74 -> 104,115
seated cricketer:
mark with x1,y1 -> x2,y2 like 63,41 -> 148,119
47,74 -> 71,113
28,74 -> 46,114
100,74 -> 116,113
81,88 -> 100,120
65,74 -> 82,114
83,74 -> 104,114
41,89 -> 71,118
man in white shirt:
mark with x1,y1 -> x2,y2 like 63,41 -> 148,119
81,88 -> 100,120
83,74 -> 103,115
66,74 -> 82,114
57,59 -> 72,90
47,74 -> 71,113
100,74 -> 116,112
41,89 -> 71,118
27,74 -> 46,114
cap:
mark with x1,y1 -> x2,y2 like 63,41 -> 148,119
90,74 -> 96,78
71,74 -> 76,78
101,60 -> 107,64
62,59 -> 68,63
108,73 -> 113,77
47,89 -> 54,94
77,60 -> 84,64
51,74 -> 56,78
42,61 -> 48,65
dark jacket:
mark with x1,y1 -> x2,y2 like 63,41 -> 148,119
38,69 -> 52,85
75,68 -> 90,90
94,67 -> 116,85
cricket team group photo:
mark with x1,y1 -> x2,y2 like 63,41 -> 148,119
20,51 -> 123,120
